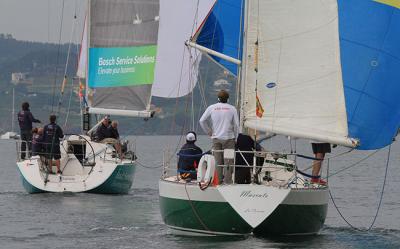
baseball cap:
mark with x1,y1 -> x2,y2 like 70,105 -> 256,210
186,132 -> 196,142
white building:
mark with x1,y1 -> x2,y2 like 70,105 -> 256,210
11,72 -> 31,85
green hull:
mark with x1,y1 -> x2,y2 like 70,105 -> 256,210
19,163 -> 136,194
253,204 -> 327,236
20,172 -> 45,194
87,163 -> 136,194
159,196 -> 253,235
160,196 -> 327,236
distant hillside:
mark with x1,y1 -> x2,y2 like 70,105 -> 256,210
0,34 -> 78,82
0,35 -> 237,135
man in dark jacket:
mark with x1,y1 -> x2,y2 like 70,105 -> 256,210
109,121 -> 120,139
17,102 -> 41,159
95,117 -> 123,159
43,115 -> 64,173
31,127 -> 44,156
95,117 -> 111,142
235,132 -> 264,184
178,132 -> 203,180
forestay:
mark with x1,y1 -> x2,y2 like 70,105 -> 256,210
87,0 -> 159,117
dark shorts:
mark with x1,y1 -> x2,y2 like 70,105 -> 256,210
45,145 -> 61,160
312,143 -> 331,154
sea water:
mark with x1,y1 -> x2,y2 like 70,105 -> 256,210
0,136 -> 399,249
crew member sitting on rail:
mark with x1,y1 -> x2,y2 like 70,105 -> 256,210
177,132 -> 203,180
96,116 -> 123,159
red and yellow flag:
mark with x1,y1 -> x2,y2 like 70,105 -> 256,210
78,81 -> 85,98
256,95 -> 264,118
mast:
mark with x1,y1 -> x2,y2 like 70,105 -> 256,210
11,87 -> 15,132
239,0 -> 249,132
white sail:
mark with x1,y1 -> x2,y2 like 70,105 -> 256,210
87,0 -> 159,117
151,0 -> 216,98
242,0 -> 355,146
76,16 -> 87,79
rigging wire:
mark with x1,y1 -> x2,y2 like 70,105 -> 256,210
184,182 -> 211,232
57,1 -> 78,116
329,145 -> 391,231
328,149 -> 378,178
51,0 -> 66,113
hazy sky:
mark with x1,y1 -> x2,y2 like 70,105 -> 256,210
0,0 -> 87,43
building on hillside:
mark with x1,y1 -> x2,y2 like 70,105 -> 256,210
11,72 -> 33,85
213,79 -> 232,92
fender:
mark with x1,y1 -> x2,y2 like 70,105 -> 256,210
196,154 -> 216,183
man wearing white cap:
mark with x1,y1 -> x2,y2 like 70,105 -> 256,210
199,89 -> 239,184
177,132 -> 203,180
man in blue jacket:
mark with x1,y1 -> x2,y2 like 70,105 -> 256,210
178,132 -> 203,180
17,102 -> 41,159
43,115 -> 64,174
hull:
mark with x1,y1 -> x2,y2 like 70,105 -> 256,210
16,135 -> 136,194
253,203 -> 327,236
18,163 -> 136,194
160,196 -> 252,236
159,179 -> 328,236
87,164 -> 136,194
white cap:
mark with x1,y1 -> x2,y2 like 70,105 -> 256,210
186,132 -> 196,142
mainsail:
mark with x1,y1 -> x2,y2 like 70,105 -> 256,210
242,0 -> 352,147
86,0 -> 159,117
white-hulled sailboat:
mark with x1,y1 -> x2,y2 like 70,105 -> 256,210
157,0 -> 400,236
16,0 -> 160,194
1,88 -> 20,140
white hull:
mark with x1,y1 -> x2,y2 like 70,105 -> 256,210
16,135 -> 135,194
1,131 -> 19,140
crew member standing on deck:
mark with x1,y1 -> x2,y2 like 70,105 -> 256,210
310,142 -> 331,185
199,90 -> 239,184
17,102 -> 41,159
43,115 -> 64,174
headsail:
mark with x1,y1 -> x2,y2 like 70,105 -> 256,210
242,0 -> 354,147
87,0 -> 159,117
77,16 -> 87,79
151,0 -> 215,98
195,0 -> 245,76
339,0 -> 400,150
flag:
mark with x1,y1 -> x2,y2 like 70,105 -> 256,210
256,94 -> 264,118
78,81 -> 85,98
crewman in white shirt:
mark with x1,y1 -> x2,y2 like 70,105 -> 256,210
199,89 -> 239,184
